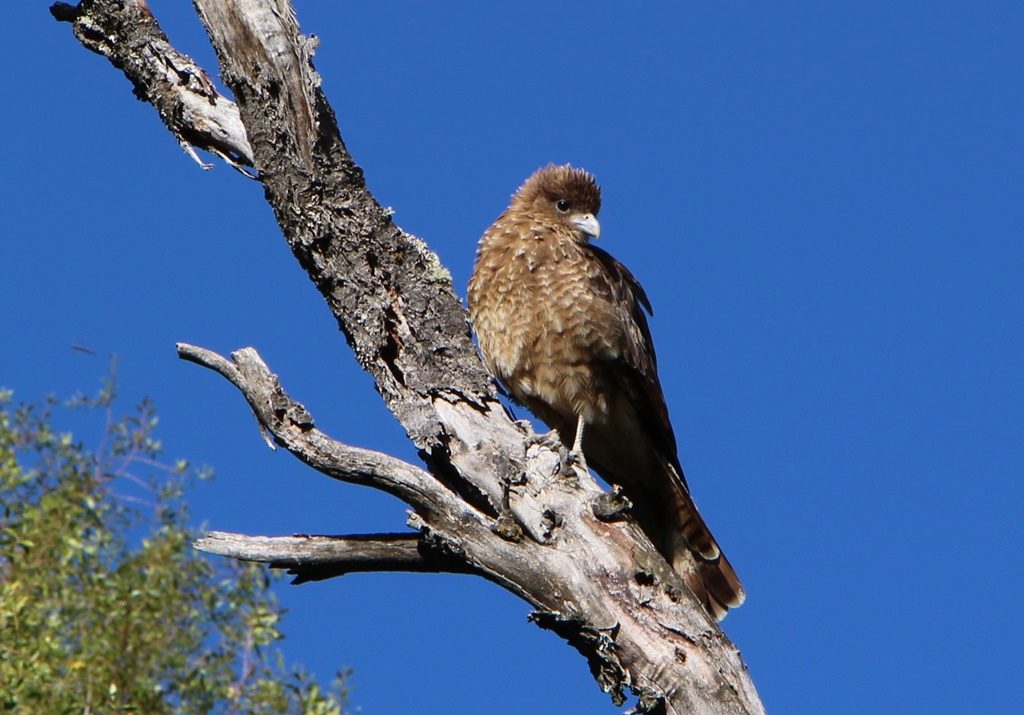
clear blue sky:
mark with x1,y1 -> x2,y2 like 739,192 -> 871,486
3,2 -> 1022,712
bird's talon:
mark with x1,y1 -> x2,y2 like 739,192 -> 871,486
567,449 -> 588,473
524,429 -> 563,452
513,419 -> 534,436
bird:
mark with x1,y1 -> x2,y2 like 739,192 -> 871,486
467,164 -> 744,620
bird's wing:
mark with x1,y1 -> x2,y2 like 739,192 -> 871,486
585,244 -> 685,481
585,245 -> 745,619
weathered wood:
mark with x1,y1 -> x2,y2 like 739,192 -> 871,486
180,344 -> 762,714
194,531 -> 478,583
51,0 -> 253,171
55,2 -> 765,712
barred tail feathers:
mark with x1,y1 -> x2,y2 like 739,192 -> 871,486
664,462 -> 746,621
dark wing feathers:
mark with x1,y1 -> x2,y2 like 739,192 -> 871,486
586,244 -> 655,357
584,244 -> 746,616
585,244 -> 686,483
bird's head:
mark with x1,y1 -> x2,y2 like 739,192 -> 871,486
512,164 -> 602,242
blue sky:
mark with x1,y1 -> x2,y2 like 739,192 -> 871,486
4,1 -> 1023,712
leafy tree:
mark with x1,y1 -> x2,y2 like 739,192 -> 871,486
0,377 -> 347,714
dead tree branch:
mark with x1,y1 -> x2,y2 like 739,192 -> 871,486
176,344 -> 455,512
51,0 -> 253,171
194,531 -> 478,583
54,1 -> 764,712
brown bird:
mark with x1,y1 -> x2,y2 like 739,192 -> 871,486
468,164 -> 744,620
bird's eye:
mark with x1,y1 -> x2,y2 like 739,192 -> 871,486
555,199 -> 571,213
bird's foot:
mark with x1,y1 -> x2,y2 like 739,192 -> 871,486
524,430 -> 580,477
524,429 -> 564,452
512,419 -> 534,436
567,448 -> 588,473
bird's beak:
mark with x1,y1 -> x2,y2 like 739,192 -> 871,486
571,213 -> 601,240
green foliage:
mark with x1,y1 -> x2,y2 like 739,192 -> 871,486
0,380 -> 348,714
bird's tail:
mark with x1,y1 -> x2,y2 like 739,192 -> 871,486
661,462 -> 746,621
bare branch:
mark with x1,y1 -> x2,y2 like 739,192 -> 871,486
176,343 -> 472,522
195,531 -> 478,583
51,0 -> 254,172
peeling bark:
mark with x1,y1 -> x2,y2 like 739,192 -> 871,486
54,2 -> 765,712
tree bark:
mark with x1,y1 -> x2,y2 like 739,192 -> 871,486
194,531 -> 478,583
54,2 -> 765,712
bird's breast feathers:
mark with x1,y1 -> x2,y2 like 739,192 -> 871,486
469,230 -> 624,422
